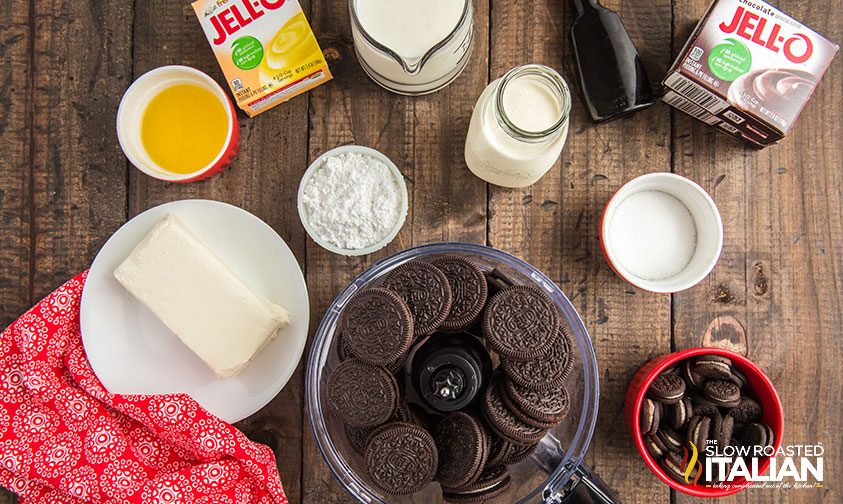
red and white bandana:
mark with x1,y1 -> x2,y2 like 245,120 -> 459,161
0,272 -> 288,504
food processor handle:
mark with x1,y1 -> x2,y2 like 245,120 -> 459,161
564,464 -> 622,504
543,463 -> 623,504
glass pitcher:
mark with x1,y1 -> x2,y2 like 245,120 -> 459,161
348,0 -> 475,95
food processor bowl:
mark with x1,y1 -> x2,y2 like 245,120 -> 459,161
306,243 -> 620,503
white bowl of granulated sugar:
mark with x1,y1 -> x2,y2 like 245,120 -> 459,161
600,172 -> 723,294
298,145 -> 409,256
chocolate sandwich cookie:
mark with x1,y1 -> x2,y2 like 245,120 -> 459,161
501,441 -> 539,465
481,380 -> 547,446
730,396 -> 763,424
501,327 -> 572,390
407,402 -> 435,431
487,267 -> 521,292
690,395 -> 720,417
644,434 -> 669,459
762,423 -> 775,449
683,359 -> 704,389
694,355 -> 734,381
729,366 -> 748,388
364,422 -> 438,495
432,255 -> 488,332
392,401 -> 414,423
434,412 -> 489,488
396,401 -> 432,427
704,379 -> 741,407
656,427 -> 684,453
504,380 -> 571,425
666,396 -> 693,430
738,422 -> 774,452
663,364 -> 679,375
687,415 -> 711,449
344,424 -> 375,455
500,386 -> 557,429
385,356 -> 405,375
482,285 -> 559,361
640,398 -> 661,436
335,331 -> 352,362
485,435 -> 513,468
442,465 -> 511,504
647,372 -> 686,404
711,413 -> 735,449
326,359 -> 399,428
384,260 -> 453,336
661,451 -> 691,484
484,434 -> 537,466
731,422 -> 746,441
340,287 -> 414,366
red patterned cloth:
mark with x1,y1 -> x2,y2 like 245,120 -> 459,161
0,272 -> 288,504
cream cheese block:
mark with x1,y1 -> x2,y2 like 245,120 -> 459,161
114,214 -> 290,379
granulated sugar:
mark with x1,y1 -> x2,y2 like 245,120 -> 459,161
608,190 -> 697,280
301,151 -> 403,250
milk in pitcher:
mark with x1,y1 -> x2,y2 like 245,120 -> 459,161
349,0 -> 474,95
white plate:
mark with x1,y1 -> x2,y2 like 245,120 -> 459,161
81,199 -> 309,423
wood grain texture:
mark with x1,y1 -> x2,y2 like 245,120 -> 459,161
29,0 -> 132,300
1,0 -> 132,500
0,0 -> 31,498
672,1 -> 843,503
1,0 -> 841,502
302,1 -> 489,501
488,0 -> 674,501
0,0 -> 32,331
128,0 -> 313,502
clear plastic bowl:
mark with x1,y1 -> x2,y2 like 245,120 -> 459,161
306,243 -> 600,503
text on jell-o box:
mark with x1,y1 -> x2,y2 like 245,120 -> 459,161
718,5 -> 813,63
193,0 -> 332,117
661,0 -> 838,147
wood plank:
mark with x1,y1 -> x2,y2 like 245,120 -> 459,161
487,0 -> 674,500
0,2 -> 31,501
29,0 -> 133,300
0,0 -> 132,498
301,0 -> 490,501
672,1 -> 843,503
0,0 -> 32,329
128,1 -> 313,502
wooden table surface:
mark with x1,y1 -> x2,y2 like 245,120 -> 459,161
1,0 -> 840,502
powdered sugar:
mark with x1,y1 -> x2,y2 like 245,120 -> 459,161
301,151 -> 404,251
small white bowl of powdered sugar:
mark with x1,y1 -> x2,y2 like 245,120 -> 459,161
298,145 -> 408,256
600,173 -> 723,293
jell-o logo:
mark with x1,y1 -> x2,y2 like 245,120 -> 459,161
210,0 -> 287,45
718,6 -> 813,63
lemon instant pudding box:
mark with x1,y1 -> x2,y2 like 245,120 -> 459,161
192,0 -> 332,117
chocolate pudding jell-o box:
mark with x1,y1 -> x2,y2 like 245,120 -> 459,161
192,0 -> 332,116
662,0 -> 837,146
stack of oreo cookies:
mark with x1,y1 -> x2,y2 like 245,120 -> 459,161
641,354 -> 774,484
325,257 -> 573,501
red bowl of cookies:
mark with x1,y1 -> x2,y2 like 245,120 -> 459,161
624,348 -> 783,497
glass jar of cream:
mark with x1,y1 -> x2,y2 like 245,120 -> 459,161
465,64 -> 571,188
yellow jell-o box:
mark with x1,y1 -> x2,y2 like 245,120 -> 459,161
192,0 -> 332,117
